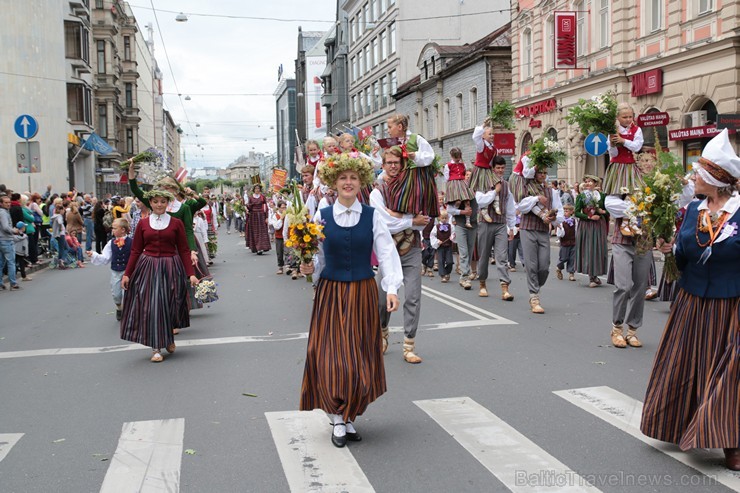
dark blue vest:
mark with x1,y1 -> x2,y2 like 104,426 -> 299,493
676,201 -> 740,298
111,237 -> 133,272
320,204 -> 375,282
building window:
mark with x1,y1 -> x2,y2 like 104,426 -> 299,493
544,16 -> 554,71
362,3 -> 368,31
379,30 -> 387,62
382,121 -> 388,137
423,108 -> 429,136
96,0 -> 103,8
521,132 -> 533,155
369,0 -> 377,22
351,56 -> 357,81
379,0 -> 386,16
388,0 -> 395,5
522,29 -> 532,79
126,128 -> 134,154
423,61 -> 428,80
364,86 -> 371,114
66,84 -> 92,124
443,99 -> 450,134
641,108 -> 668,150
575,1 -> 586,56
97,40 -> 105,74
124,36 -> 131,61
599,0 -> 609,49
389,23 -> 396,54
698,0 -> 713,14
380,75 -> 387,107
469,88 -> 478,125
432,104 -> 439,139
64,22 -> 90,64
649,0 -> 663,33
98,104 -> 107,138
352,95 -> 358,119
371,37 -> 378,68
350,18 -> 356,44
358,92 -> 364,117
364,45 -> 370,74
372,81 -> 379,111
125,83 -> 133,108
389,70 -> 397,94
456,93 -> 463,130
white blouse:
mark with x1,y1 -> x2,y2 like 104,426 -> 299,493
149,213 -> 171,230
312,199 -> 403,295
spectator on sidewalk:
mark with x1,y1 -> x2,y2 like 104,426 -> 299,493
0,195 -> 20,289
14,222 -> 31,281
80,194 -> 95,251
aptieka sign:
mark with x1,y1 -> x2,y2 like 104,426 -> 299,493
554,12 -> 577,70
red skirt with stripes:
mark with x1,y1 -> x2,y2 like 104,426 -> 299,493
640,289 -> 739,450
246,210 -> 271,252
300,277 -> 387,422
120,254 -> 190,349
383,166 -> 440,217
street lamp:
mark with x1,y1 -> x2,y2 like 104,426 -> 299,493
175,12 -> 189,22
184,95 -> 192,101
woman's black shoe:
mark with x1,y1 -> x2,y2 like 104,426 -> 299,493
345,431 -> 362,442
331,424 -> 347,448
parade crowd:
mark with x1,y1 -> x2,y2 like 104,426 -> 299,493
0,103 -> 737,471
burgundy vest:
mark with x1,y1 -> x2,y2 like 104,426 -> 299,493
487,180 -> 508,224
474,144 -> 497,169
520,185 -> 552,233
447,161 -> 466,180
611,123 -> 639,164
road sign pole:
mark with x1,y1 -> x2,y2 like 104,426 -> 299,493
26,139 -> 31,191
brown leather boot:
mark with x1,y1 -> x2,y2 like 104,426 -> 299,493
625,327 -> 643,347
501,283 -> 514,301
611,325 -> 627,348
529,296 -> 545,314
479,280 -> 488,297
402,337 -> 422,364
381,327 -> 390,354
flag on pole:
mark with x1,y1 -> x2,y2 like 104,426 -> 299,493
175,167 -> 188,183
81,133 -> 115,155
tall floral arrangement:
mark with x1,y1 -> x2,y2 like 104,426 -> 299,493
528,137 -> 567,171
565,91 -> 618,136
119,147 -> 171,185
282,180 -> 325,283
623,142 -> 685,281
487,101 -> 516,130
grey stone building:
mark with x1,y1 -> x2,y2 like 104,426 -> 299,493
394,25 -> 512,171
321,5 -> 352,136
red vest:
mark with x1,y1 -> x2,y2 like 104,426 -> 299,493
447,161 -> 466,180
611,123 -> 639,164
274,215 -> 283,239
474,144 -> 497,169
435,224 -> 452,246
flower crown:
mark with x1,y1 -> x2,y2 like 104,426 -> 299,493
318,151 -> 375,188
143,189 -> 176,202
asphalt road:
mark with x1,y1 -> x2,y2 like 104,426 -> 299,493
0,227 -> 737,493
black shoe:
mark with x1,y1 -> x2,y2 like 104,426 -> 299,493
257,251 -> 263,255
345,431 -> 362,442
331,424 -> 347,448
116,309 -> 122,321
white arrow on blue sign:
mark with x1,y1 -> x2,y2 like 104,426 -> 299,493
14,115 -> 39,140
584,132 -> 608,157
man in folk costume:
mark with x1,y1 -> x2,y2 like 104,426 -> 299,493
300,164 -> 317,217
370,147 -> 430,363
475,156 -> 516,300
514,156 -> 564,313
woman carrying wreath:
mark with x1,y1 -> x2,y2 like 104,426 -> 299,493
299,152 -> 402,448
575,174 -> 609,287
640,129 -> 740,471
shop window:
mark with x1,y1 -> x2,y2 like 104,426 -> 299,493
521,132 -> 533,155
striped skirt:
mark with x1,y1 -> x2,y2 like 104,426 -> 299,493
640,290 -> 739,450
384,166 -> 440,217
445,178 -> 475,203
575,219 -> 608,277
508,173 -> 527,202
246,211 -> 271,252
602,162 -> 645,195
469,166 -> 495,193
299,277 -> 387,423
120,254 -> 190,349
657,269 -> 678,302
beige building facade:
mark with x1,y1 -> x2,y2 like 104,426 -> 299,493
510,0 -> 740,183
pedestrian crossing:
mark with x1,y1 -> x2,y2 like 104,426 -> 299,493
1,388 -> 738,492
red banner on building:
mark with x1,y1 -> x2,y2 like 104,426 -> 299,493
554,12 -> 577,70
493,133 -> 516,156
631,69 -> 663,97
636,112 -> 669,127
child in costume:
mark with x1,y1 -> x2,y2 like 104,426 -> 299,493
604,102 -> 644,195
87,218 -> 132,321
338,133 -> 375,204
443,147 -> 475,228
556,205 -> 577,281
430,211 -> 455,282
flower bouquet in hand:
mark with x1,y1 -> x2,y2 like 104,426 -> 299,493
565,91 -> 618,136
194,279 -> 219,303
120,147 -> 169,184
282,180 -> 325,282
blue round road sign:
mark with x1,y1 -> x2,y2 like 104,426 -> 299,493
14,114 -> 39,140
584,132 -> 608,157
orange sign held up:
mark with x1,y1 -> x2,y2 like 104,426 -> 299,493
270,168 -> 288,192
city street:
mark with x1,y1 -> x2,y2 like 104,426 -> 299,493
0,229 -> 738,493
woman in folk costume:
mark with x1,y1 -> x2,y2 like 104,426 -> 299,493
603,102 -> 644,195
338,133 -> 375,205
382,114 -> 440,217
299,152 -> 402,448
120,189 -> 198,363
245,184 -> 271,254
641,129 -> 740,471
575,174 -> 609,287
127,163 -> 210,317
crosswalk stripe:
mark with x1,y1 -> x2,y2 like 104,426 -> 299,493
421,285 -> 517,323
554,386 -> 740,492
100,418 -> 185,493
414,397 -> 601,492
265,410 -> 375,493
0,434 -> 24,463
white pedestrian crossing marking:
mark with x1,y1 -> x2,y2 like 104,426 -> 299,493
0,434 -> 23,463
100,418 -> 185,493
414,397 -> 602,492
554,386 -> 740,492
421,285 -> 517,323
265,410 -> 375,493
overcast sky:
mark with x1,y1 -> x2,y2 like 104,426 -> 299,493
129,0 -> 336,168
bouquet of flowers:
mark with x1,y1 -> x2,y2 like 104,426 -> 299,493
487,101 -> 516,130
194,279 -> 219,303
282,180 -> 325,283
528,137 -> 567,171
623,145 -> 685,281
565,91 -> 618,136
119,147 -> 170,185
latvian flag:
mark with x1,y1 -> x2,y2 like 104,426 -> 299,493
175,167 -> 188,183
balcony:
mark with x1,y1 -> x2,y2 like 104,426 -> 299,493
121,59 -> 138,75
321,93 -> 336,108
96,73 -> 119,88
69,57 -> 92,74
